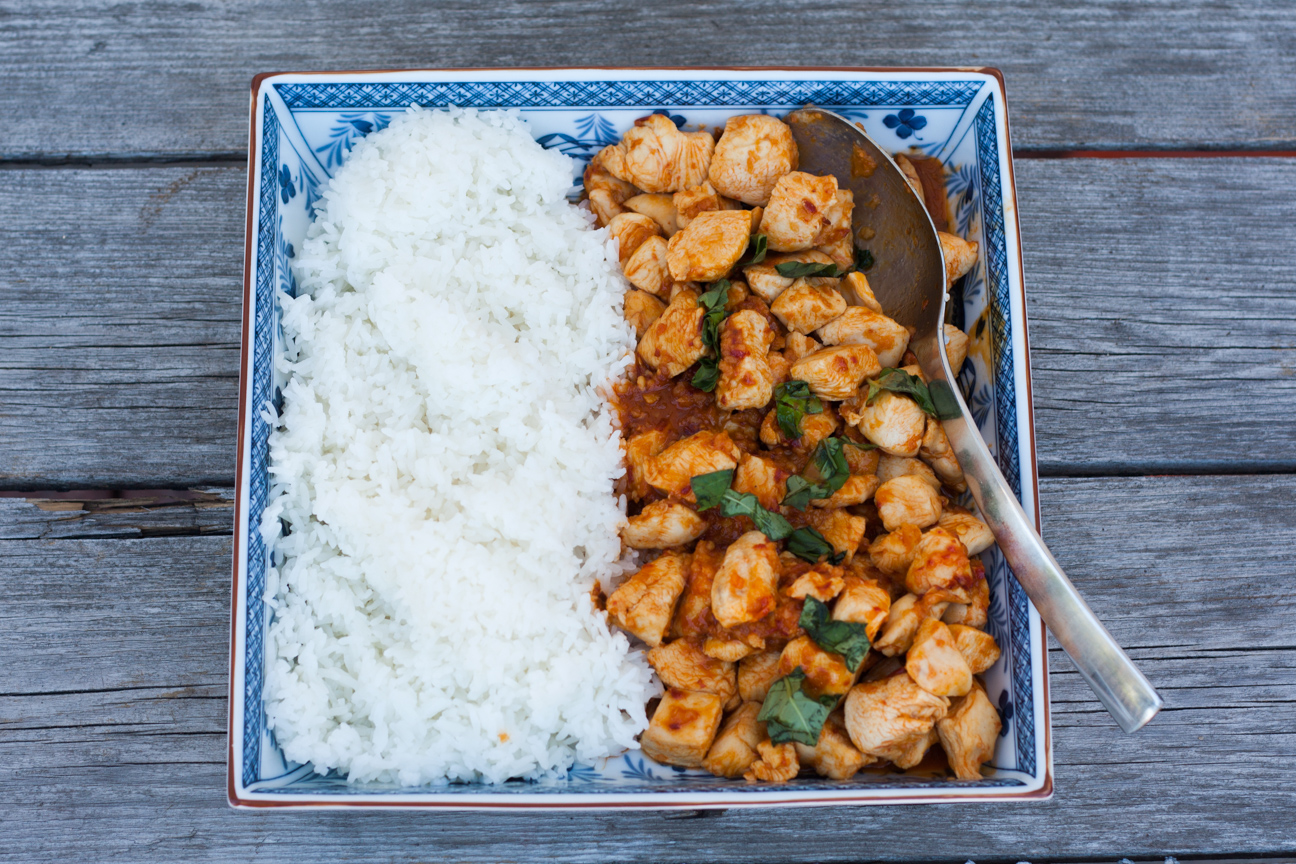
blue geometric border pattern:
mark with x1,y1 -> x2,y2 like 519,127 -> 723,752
275,79 -> 984,111
243,95 -> 279,788
974,94 -> 1036,776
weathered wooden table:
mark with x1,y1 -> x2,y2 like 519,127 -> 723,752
3,2 -> 1294,860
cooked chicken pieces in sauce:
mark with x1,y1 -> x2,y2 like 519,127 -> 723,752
594,111 -> 997,783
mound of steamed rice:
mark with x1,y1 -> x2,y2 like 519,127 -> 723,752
260,107 -> 657,785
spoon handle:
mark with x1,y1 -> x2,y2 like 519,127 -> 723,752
937,392 -> 1163,733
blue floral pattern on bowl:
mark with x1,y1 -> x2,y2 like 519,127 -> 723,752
232,69 -> 1046,807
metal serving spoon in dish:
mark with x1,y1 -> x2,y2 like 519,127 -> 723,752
784,107 -> 1163,733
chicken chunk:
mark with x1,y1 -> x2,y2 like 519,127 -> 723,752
920,420 -> 966,491
893,153 -> 924,198
876,453 -> 941,492
607,212 -> 662,266
647,638 -> 737,705
846,390 -> 927,457
733,452 -> 786,511
872,592 -> 952,657
906,527 -> 975,597
704,636 -> 756,661
623,192 -> 679,236
637,287 -> 706,377
803,508 -> 868,564
944,323 -> 970,373
938,230 -> 979,288
815,307 -> 911,368
708,114 -> 799,205
868,524 -> 923,576
640,688 -> 724,768
778,636 -> 854,700
874,474 -> 943,531
840,271 -> 884,314
906,619 -> 973,697
744,739 -> 799,782
785,565 -> 846,602
949,624 -> 1001,674
937,685 -> 1002,780
621,499 -> 706,549
711,530 -> 781,628
833,576 -> 891,640
842,437 -> 881,475
600,114 -> 715,194
702,701 -> 767,778
738,651 -> 782,702
843,672 -> 950,760
759,171 -> 839,252
743,250 -> 835,304
666,209 -> 751,282
943,575 -> 990,629
624,429 -> 668,501
644,429 -> 742,501
607,551 -> 690,647
623,289 -> 666,339
623,235 -> 671,297
937,511 -> 994,556
783,330 -> 822,362
672,180 -> 741,230
767,350 -> 792,386
794,715 -> 872,780
814,191 -> 856,271
759,404 -> 838,450
672,540 -> 722,638
790,345 -> 882,400
717,310 -> 776,411
584,154 -> 638,227
770,279 -> 848,335
809,473 -> 880,508
887,726 -> 939,770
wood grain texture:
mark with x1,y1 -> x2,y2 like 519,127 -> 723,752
1,0 -> 1296,160
0,475 -> 1293,861
3,158 -> 1295,486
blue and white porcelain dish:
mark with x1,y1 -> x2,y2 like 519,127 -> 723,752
231,67 -> 1051,809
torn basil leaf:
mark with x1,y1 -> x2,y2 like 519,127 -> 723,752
757,667 -> 836,746
843,437 -> 878,451
743,233 -> 768,264
865,367 -> 938,417
692,357 -> 720,392
780,438 -> 851,511
775,261 -> 840,279
773,380 -> 823,440
691,469 -> 735,511
798,596 -> 871,672
855,247 -> 875,271
785,526 -> 842,564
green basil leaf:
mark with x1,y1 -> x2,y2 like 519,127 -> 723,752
843,438 -> 878,451
757,667 -> 833,746
773,380 -> 823,440
865,367 -> 938,417
742,233 -> 768,265
780,438 -> 851,511
855,247 -> 875,271
798,596 -> 872,672
690,469 -> 735,511
711,488 -> 795,541
785,526 -> 838,563
691,356 -> 720,392
697,279 -> 731,354
775,261 -> 840,279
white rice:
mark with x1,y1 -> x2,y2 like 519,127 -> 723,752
259,106 -> 657,785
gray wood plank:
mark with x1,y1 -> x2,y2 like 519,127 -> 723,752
1,0 -> 1296,160
4,157 -> 1295,486
0,474 -> 1293,860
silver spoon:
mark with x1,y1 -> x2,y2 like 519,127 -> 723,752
784,107 -> 1163,733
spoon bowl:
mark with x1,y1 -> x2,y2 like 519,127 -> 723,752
784,107 -> 1163,734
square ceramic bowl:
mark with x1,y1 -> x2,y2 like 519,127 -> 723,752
231,67 -> 1051,809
